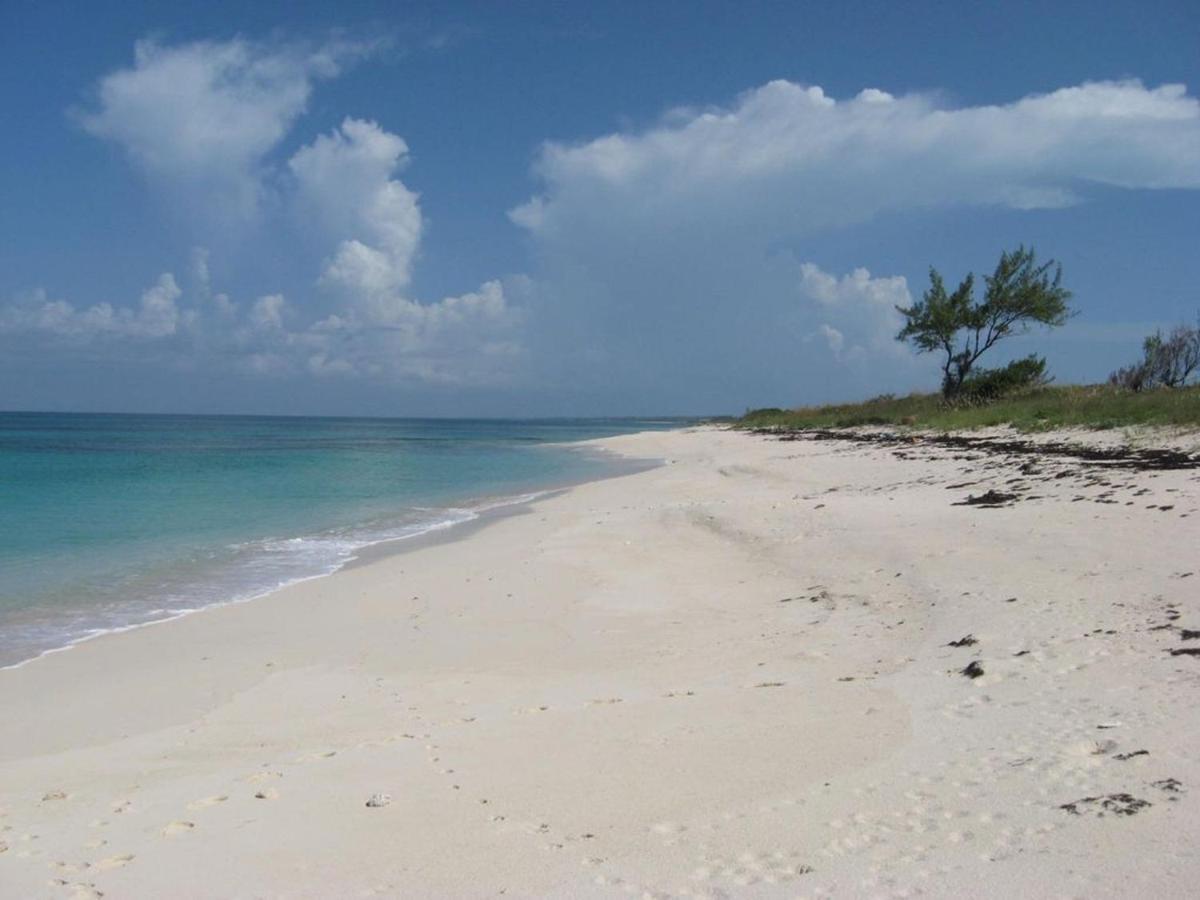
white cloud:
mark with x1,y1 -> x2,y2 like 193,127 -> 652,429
0,261 -> 521,387
818,324 -> 845,355
283,117 -> 521,382
514,79 -> 1200,240
0,34 -> 528,401
298,279 -> 524,384
42,38 -> 526,389
799,263 -> 909,309
249,293 -> 287,331
78,37 -> 374,217
290,118 -> 423,316
0,274 -> 187,340
798,263 -> 912,364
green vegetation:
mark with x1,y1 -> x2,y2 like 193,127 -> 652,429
1109,318 -> 1200,391
735,245 -> 1199,434
738,383 -> 1200,432
958,354 -> 1049,402
896,246 -> 1072,398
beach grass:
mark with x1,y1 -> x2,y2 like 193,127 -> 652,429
737,383 -> 1200,432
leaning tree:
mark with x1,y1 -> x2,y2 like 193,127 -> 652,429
896,246 -> 1072,398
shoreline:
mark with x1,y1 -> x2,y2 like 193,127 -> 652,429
1,424 -> 1197,897
0,439 -> 661,672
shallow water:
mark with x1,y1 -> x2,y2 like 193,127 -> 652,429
0,413 -> 677,667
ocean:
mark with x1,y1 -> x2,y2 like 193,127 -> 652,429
0,412 -> 677,668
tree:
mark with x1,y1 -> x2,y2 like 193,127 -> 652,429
896,246 -> 1073,398
1109,316 -> 1200,391
1154,320 -> 1200,387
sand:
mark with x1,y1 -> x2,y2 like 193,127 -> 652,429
1,425 -> 1198,899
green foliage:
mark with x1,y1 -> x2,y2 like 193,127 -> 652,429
735,383 -> 1200,432
959,354 -> 1050,402
896,246 -> 1072,397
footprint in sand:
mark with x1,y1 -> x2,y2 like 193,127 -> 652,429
64,883 -> 103,900
253,788 -> 279,801
296,750 -> 337,763
651,822 -> 687,836
161,821 -> 195,837
14,833 -> 43,860
52,860 -> 90,874
244,771 -> 283,786
187,795 -> 228,810
42,790 -> 70,803
514,705 -> 551,715
95,854 -> 134,870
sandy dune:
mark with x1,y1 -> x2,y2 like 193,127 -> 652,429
1,426 -> 1198,898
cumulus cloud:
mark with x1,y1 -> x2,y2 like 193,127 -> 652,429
0,274 -> 188,340
818,324 -> 845,355
289,118 -> 423,315
514,79 -> 1200,239
77,36 -> 375,217
0,260 -> 522,387
283,116 -> 522,382
23,38 -> 526,389
298,279 -> 524,384
798,263 -> 912,363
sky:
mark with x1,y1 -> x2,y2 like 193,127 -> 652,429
1,0 -> 1198,417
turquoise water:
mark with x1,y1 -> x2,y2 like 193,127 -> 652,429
0,413 -> 676,667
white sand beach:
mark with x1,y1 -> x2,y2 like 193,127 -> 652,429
2,425 -> 1198,899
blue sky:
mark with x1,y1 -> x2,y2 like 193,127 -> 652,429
1,0 -> 1198,416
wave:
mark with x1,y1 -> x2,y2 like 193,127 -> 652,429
0,488 -> 553,671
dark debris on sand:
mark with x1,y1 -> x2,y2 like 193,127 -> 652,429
754,428 -> 1200,514
756,428 -> 1200,472
960,660 -> 985,679
1060,793 -> 1152,817
953,490 -> 1019,508
1152,778 -> 1185,795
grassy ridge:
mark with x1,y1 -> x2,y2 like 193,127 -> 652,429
738,384 -> 1200,432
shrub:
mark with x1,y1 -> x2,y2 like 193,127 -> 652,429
1108,361 -> 1151,392
959,354 -> 1051,402
1109,318 -> 1200,391
743,407 -> 786,418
